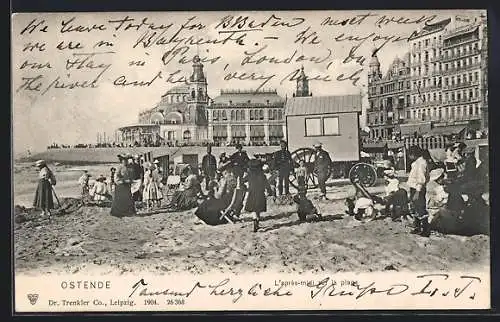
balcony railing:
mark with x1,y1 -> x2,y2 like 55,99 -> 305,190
442,80 -> 479,90
440,48 -> 481,62
442,63 -> 481,74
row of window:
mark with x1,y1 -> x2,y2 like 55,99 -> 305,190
411,41 -> 479,63
443,72 -> 480,87
212,108 -> 284,121
408,104 -> 481,121
409,71 -> 480,91
412,36 -> 442,51
368,104 -> 482,125
369,97 -> 409,110
305,117 -> 340,137
409,55 -> 481,76
411,87 -> 480,105
370,81 -> 411,95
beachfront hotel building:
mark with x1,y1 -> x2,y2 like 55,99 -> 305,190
367,14 -> 488,140
118,58 -> 315,146
366,52 -> 412,140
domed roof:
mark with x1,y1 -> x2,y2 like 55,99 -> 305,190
162,85 -> 190,96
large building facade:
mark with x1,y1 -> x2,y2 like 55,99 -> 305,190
119,62 -> 314,146
367,14 -> 488,140
367,52 -> 411,140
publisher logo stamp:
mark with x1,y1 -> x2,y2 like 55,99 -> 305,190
27,294 -> 39,305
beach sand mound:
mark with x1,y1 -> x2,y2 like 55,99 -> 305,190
14,197 -> 84,224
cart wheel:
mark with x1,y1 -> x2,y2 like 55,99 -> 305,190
289,148 -> 329,190
348,162 -> 377,187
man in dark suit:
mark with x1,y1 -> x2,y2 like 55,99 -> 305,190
273,140 -> 293,196
229,143 -> 250,181
201,145 -> 217,190
313,142 -> 332,200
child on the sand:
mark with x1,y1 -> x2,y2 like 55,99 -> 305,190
293,160 -> 321,221
345,179 -> 377,221
382,168 -> 410,221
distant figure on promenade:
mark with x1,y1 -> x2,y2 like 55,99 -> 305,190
110,154 -> 136,217
201,145 -> 217,191
229,143 -> 249,181
33,160 -> 57,218
273,140 -> 293,196
313,142 -> 332,200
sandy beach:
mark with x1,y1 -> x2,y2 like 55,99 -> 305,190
13,161 -> 489,275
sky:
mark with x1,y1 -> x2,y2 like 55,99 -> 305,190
11,9 -> 485,155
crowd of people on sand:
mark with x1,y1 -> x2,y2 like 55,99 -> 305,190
32,137 -> 489,235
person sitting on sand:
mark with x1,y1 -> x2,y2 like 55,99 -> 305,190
345,179 -> 378,221
194,181 -> 231,226
90,175 -> 109,206
382,168 -> 410,221
166,166 -> 202,211
293,160 -> 321,222
214,163 -> 238,209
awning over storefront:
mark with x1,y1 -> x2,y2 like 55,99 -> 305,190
250,125 -> 265,137
269,125 -> 283,137
400,122 -> 432,137
231,125 -> 246,137
213,125 -> 227,137
424,125 -> 466,137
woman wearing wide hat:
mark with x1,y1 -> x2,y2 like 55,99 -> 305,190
33,160 -> 57,218
110,154 -> 136,217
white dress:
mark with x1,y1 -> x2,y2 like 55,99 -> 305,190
143,169 -> 163,201
90,181 -> 108,201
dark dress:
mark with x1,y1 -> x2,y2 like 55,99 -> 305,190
194,197 -> 227,225
33,167 -> 55,210
244,167 -> 267,213
110,165 -> 136,217
169,175 -> 202,211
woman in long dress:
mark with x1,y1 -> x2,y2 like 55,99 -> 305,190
244,159 -> 268,232
33,160 -> 56,217
167,166 -> 202,211
143,162 -> 163,210
110,154 -> 136,217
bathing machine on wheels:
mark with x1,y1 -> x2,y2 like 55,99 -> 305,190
285,94 -> 378,189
